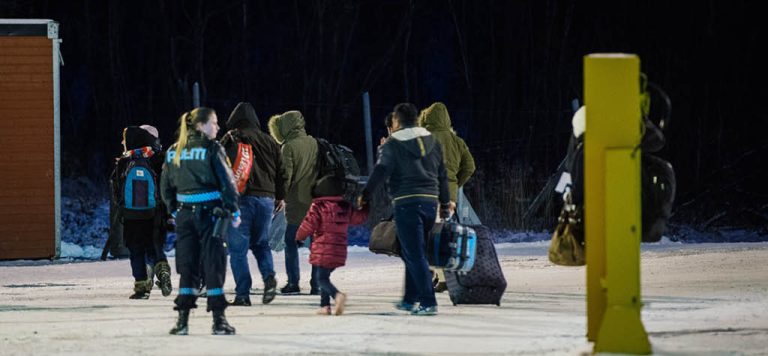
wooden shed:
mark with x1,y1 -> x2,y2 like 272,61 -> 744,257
0,19 -> 61,260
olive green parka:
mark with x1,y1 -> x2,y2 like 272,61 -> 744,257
418,102 -> 476,201
268,111 -> 318,225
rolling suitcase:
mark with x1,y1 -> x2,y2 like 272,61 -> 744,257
444,227 -> 506,305
426,219 -> 477,273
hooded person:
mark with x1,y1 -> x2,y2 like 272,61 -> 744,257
110,125 -> 173,300
418,102 -> 476,293
361,103 -> 451,316
268,110 -> 319,295
220,102 -> 286,306
418,102 -> 476,203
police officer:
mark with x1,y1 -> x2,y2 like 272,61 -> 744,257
160,107 -> 241,335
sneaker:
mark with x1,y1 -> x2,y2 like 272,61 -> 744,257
434,281 -> 448,293
280,283 -> 300,295
411,305 -> 437,316
263,276 -> 277,304
316,306 -> 332,315
333,292 -> 347,315
229,296 -> 251,306
394,301 -> 415,312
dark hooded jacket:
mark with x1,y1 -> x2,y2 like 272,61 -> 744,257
160,131 -> 239,214
221,102 -> 286,200
363,126 -> 449,205
418,102 -> 475,201
268,111 -> 318,224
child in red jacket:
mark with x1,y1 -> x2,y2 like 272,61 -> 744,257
296,181 -> 368,315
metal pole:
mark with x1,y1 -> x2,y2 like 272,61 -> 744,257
362,92 -> 374,175
193,82 -> 200,108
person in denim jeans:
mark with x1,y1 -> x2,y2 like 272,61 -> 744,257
361,103 -> 450,316
226,196 -> 277,305
221,102 -> 286,305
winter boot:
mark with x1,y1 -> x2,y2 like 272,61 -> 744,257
211,310 -> 236,335
262,276 -> 277,304
129,280 -> 151,299
154,261 -> 173,297
169,309 -> 190,335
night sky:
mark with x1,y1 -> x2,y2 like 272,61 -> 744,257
2,1 -> 766,231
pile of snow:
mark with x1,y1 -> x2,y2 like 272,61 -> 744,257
59,241 -> 102,259
61,178 -> 110,248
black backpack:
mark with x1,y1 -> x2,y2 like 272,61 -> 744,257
117,157 -> 159,220
313,138 -> 362,202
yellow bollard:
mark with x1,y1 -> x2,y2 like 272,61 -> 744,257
584,54 -> 651,354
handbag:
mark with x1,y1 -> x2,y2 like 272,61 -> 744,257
548,194 -> 585,266
369,218 -> 400,256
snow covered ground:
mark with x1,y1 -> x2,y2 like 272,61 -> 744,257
1,241 -> 767,355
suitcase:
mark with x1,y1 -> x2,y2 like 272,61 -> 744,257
444,227 -> 507,305
426,220 -> 477,273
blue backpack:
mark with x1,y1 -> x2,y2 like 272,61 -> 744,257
120,158 -> 158,220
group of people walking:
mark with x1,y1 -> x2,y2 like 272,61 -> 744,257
110,100 -> 474,335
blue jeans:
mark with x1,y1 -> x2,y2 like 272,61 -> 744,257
284,223 -> 317,288
394,198 -> 438,308
227,196 -> 276,297
313,267 -> 337,307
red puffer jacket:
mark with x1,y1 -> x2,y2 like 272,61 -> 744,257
296,196 -> 369,268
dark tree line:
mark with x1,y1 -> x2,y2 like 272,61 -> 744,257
2,0 -> 766,231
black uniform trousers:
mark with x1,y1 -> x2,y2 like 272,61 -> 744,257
174,206 -> 228,311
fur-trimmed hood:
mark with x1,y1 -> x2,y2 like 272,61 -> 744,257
268,110 -> 306,144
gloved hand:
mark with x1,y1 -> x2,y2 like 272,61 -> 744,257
439,203 -> 452,219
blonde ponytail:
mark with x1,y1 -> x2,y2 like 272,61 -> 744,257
173,112 -> 191,167
172,107 -> 216,166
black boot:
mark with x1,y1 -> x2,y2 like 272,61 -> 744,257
169,309 -> 190,335
154,261 -> 173,297
263,276 -> 277,304
212,310 -> 236,335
